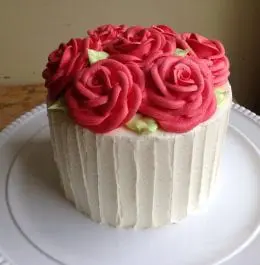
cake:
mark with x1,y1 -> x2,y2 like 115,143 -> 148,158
43,24 -> 232,228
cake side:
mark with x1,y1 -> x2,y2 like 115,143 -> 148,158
48,84 -> 231,228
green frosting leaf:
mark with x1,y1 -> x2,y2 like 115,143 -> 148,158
126,115 -> 158,134
88,49 -> 109,64
48,98 -> 66,111
215,89 -> 228,107
174,48 -> 189,57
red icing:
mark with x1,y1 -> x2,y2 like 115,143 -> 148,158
181,33 -> 230,86
152,25 -> 198,57
139,55 -> 216,132
152,24 -> 177,36
43,24 -> 231,133
87,24 -> 127,47
65,59 -> 144,133
42,38 -> 102,101
105,26 -> 175,62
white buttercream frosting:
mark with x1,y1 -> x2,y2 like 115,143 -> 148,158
48,86 -> 232,228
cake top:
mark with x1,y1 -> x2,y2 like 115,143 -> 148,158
43,24 -> 230,134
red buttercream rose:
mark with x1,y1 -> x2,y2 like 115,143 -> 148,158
139,55 -> 216,132
181,33 -> 230,86
152,24 -> 177,36
105,26 -> 176,61
42,38 -> 102,101
152,25 -> 197,57
87,24 -> 127,47
65,59 -> 144,133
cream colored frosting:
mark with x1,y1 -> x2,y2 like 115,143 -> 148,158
48,85 -> 232,228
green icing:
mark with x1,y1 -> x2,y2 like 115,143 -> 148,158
48,98 -> 66,111
126,115 -> 158,134
88,49 -> 109,64
174,48 -> 189,57
215,88 -> 229,107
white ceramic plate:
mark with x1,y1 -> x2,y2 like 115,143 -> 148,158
0,104 -> 260,265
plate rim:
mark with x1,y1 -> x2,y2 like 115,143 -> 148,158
0,102 -> 260,265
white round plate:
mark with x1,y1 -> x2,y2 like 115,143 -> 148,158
0,104 -> 260,265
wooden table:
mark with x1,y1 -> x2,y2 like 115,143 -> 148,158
0,84 -> 47,130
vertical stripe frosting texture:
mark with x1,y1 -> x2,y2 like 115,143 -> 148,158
48,100 -> 231,228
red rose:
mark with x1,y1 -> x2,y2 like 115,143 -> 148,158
87,24 -> 127,47
105,26 -> 176,62
65,59 -> 144,133
181,33 -> 230,86
152,25 -> 197,57
151,24 -> 177,36
139,55 -> 216,132
42,38 -> 102,101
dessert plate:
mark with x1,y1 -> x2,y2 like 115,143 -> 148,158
0,104 -> 260,265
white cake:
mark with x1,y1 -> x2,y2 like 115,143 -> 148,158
48,84 -> 231,228
43,24 -> 232,228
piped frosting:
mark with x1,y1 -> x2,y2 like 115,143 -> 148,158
43,24 -> 231,134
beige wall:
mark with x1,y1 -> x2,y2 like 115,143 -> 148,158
0,0 -> 259,110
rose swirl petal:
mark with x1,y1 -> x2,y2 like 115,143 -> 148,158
139,55 -> 216,132
42,38 -> 102,101
181,33 -> 230,87
65,58 -> 144,133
